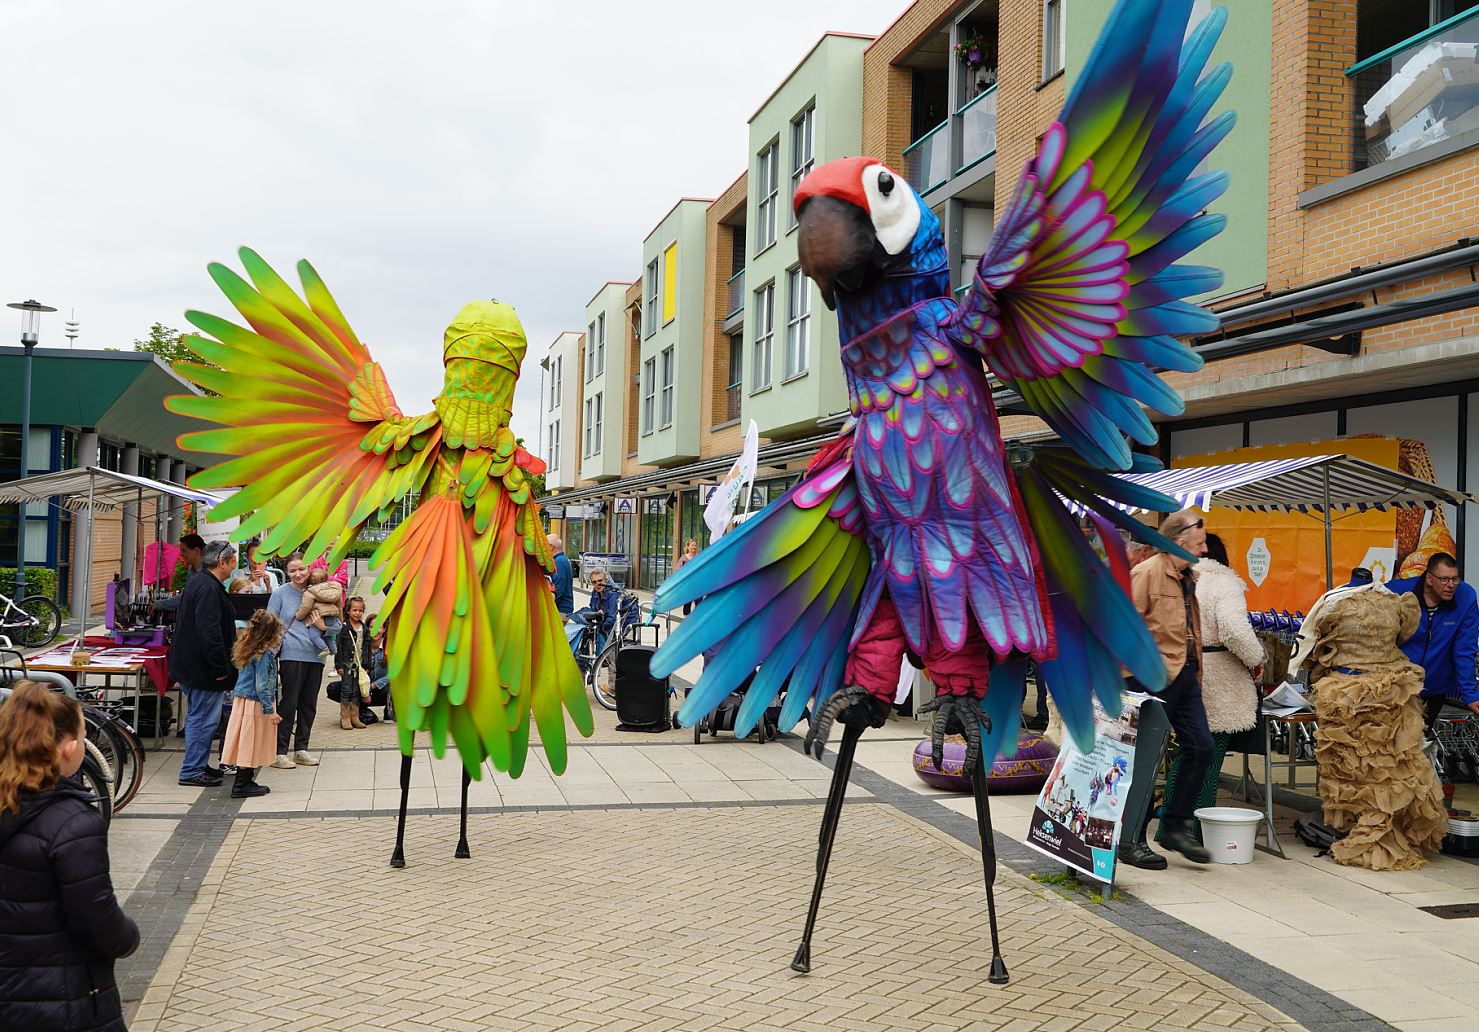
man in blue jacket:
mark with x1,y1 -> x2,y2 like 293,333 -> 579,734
1391,552 -> 1479,727
547,534 -> 574,618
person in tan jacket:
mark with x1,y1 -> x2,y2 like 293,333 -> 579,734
1127,509 -> 1213,865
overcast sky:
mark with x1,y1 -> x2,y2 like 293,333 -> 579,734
2,0 -> 906,453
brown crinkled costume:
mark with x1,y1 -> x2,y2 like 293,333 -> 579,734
1308,590 -> 1446,870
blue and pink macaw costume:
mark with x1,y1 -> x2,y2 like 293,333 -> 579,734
653,0 -> 1233,761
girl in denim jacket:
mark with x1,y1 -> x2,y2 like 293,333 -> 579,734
221,611 -> 284,798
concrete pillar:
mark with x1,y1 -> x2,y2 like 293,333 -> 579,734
120,445 -> 140,586
165,461 -> 185,543
72,432 -> 99,624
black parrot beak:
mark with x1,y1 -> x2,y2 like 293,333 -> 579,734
796,195 -> 876,312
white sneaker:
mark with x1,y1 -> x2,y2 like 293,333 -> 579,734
270,755 -> 296,769
293,750 -> 319,766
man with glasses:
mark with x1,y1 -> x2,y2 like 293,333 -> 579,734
1391,553 -> 1479,728
571,569 -> 619,654
1123,510 -> 1213,866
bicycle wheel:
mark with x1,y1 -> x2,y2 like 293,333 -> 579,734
73,741 -> 114,826
87,709 -> 145,811
588,640 -> 620,711
18,595 -> 62,648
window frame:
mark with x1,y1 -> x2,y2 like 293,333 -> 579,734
1042,0 -> 1065,81
644,259 -> 660,337
585,323 -> 597,381
752,281 -> 775,392
784,266 -> 811,380
789,104 -> 816,229
592,391 -> 603,456
549,355 -> 561,409
595,312 -> 606,376
549,419 -> 560,472
641,357 -> 656,435
659,346 -> 675,429
583,397 -> 593,457
755,139 -> 780,254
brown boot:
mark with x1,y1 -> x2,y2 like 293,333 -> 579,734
339,703 -> 354,730
350,703 -> 367,729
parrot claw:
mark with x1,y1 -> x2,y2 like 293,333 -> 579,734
804,685 -> 889,760
918,695 -> 991,775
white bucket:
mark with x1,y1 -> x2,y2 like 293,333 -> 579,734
1194,806 -> 1263,865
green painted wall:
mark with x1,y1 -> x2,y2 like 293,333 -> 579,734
638,199 -> 708,465
1065,0 -> 1271,300
744,34 -> 869,438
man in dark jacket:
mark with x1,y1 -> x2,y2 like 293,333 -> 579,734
1391,552 -> 1479,727
548,535 -> 574,618
0,781 -> 140,1032
170,540 -> 238,787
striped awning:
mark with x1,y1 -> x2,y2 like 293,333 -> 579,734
0,466 -> 225,513
1107,455 -> 1476,514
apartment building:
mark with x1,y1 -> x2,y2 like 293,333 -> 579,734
638,199 -> 711,468
743,33 -> 873,439
579,283 -> 633,483
541,0 -> 1479,582
540,331 -> 583,492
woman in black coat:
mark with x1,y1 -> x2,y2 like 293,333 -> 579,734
0,682 -> 139,1031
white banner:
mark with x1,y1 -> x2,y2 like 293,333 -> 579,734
704,420 -> 759,541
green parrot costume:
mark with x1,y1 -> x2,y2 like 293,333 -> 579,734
166,249 -> 593,863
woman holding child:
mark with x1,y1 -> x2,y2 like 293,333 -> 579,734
267,554 -> 332,770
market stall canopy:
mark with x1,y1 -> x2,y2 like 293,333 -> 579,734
0,466 -> 225,512
1104,454 -> 1476,514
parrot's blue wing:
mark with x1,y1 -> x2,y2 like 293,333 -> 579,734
947,0 -> 1232,471
650,431 -> 872,737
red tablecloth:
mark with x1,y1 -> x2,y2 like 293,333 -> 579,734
31,637 -> 172,695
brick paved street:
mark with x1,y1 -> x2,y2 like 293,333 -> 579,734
125,799 -> 1296,1032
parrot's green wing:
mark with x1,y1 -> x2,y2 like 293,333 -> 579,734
165,247 -> 441,564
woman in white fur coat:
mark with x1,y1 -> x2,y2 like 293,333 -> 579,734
1157,532 -> 1265,841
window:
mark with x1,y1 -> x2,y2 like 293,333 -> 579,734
595,312 -> 606,376
1042,0 -> 1065,80
785,267 -> 811,379
549,356 -> 561,409
583,397 -> 593,457
789,104 -> 815,228
585,323 -> 596,381
662,243 -> 679,323
644,259 -> 659,337
660,346 -> 675,428
642,358 -> 656,434
548,420 -> 560,472
727,333 -> 743,389
592,392 -> 603,455
755,140 -> 779,252
752,281 -> 775,390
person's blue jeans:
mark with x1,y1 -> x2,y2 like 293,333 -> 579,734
180,684 -> 226,780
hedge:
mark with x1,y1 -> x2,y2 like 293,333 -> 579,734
0,567 -> 61,603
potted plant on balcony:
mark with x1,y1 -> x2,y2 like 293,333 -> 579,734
954,32 -> 997,96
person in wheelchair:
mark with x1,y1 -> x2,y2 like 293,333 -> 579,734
570,569 -> 620,655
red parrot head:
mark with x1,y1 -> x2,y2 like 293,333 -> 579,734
793,157 -> 927,310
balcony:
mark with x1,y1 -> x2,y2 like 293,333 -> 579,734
1349,8 -> 1479,171
957,84 -> 998,173
724,268 -> 746,333
904,120 -> 950,195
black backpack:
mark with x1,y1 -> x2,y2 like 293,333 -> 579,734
1293,814 -> 1346,856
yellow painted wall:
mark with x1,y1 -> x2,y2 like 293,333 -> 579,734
662,243 -> 678,324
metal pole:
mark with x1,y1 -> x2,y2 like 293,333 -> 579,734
83,473 -> 95,638
1323,464 -> 1334,591
14,342 -> 34,596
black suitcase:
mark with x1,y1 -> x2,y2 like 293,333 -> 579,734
121,693 -> 175,737
615,624 -> 671,732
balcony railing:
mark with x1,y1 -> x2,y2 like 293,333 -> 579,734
903,119 -> 949,195
1348,8 -> 1479,171
725,268 -> 745,320
724,383 -> 742,423
957,85 -> 998,173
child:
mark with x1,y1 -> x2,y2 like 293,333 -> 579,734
297,567 -> 344,658
221,610 -> 285,798
369,615 -> 393,723
0,683 -> 139,1031
334,597 -> 373,730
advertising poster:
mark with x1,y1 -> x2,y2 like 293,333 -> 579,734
1025,699 -> 1142,883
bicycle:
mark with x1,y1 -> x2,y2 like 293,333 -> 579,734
0,587 -> 62,649
576,592 -> 666,711
0,684 -> 113,825
81,702 -> 146,812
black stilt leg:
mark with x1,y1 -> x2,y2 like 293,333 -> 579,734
389,753 -> 412,869
969,750 -> 1010,985
791,721 -> 864,974
454,768 -> 472,859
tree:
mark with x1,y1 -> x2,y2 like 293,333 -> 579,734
136,321 -> 218,394
514,436 -> 547,500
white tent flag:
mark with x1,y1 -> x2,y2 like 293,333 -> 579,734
705,420 -> 759,541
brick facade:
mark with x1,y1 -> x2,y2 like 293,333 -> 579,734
701,173 -> 748,459
862,0 -> 957,171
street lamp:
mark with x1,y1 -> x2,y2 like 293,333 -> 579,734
6,299 -> 56,597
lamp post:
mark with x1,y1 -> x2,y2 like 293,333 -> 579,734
6,299 -> 56,597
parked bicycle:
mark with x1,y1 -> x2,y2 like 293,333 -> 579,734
571,590 -> 669,711
0,683 -> 113,825
0,587 -> 63,649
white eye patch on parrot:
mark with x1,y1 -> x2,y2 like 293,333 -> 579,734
861,164 -> 921,256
